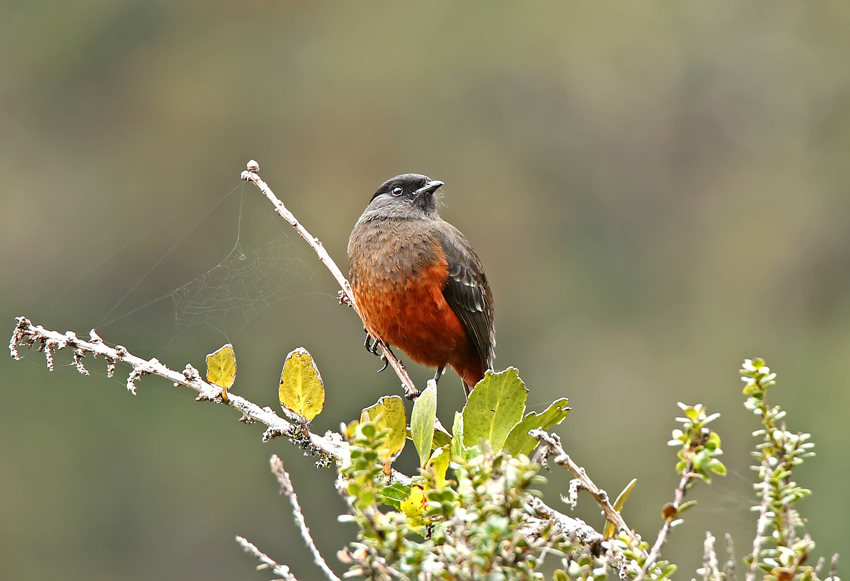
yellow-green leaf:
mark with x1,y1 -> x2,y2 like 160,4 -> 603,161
410,381 -> 437,467
400,484 -> 427,528
463,368 -> 528,452
279,347 -> 325,421
206,344 -> 236,400
361,396 -> 406,462
426,445 -> 451,487
603,478 -> 637,539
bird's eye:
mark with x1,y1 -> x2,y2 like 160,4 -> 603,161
391,186 -> 403,196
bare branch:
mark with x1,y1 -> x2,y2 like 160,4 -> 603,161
10,316 -> 347,467
270,455 -> 341,581
235,535 -> 300,581
240,160 -> 420,400
530,429 -> 631,534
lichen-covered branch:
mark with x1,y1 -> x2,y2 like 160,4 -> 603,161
530,429 -> 631,534
9,316 -> 347,466
523,496 -> 604,548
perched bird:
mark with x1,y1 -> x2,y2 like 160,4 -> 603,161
348,174 -> 495,396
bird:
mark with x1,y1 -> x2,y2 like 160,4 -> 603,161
348,173 -> 495,397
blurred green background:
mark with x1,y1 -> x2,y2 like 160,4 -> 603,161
3,1 -> 849,579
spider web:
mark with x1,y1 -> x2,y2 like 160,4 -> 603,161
168,225 -> 317,339
75,186 -> 322,347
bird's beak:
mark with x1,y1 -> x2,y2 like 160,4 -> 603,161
416,180 -> 444,196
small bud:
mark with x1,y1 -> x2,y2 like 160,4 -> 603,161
246,160 -> 260,172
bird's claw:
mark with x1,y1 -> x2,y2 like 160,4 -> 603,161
377,354 -> 389,373
364,333 -> 382,356
363,331 -> 390,371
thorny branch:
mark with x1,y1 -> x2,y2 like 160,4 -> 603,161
240,160 -> 420,400
270,455 -> 340,581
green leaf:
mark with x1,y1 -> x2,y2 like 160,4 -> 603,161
705,432 -> 721,451
708,459 -> 727,476
503,398 -> 570,457
462,368 -> 528,452
451,411 -> 466,459
677,500 -> 698,514
206,344 -> 236,401
278,347 -> 325,421
381,481 -> 412,510
361,396 -> 407,463
410,381 -> 437,468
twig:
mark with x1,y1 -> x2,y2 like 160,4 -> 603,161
9,316 -> 348,466
240,160 -> 420,400
235,535 -> 300,581
724,533 -> 737,581
635,465 -> 691,581
827,554 -> 839,581
702,532 -> 721,581
270,455 -> 341,581
745,466 -> 773,581
530,429 -> 631,534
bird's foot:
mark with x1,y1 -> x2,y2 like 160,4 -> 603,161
363,331 -> 394,373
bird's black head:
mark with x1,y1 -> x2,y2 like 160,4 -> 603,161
367,173 -> 444,218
